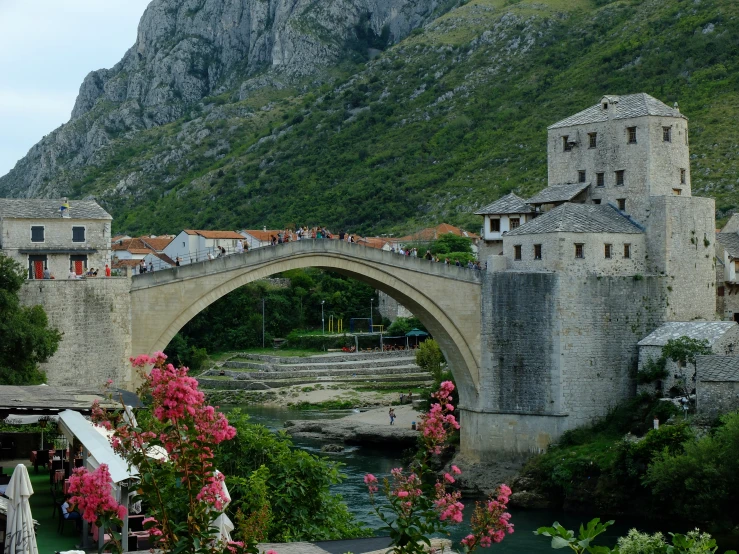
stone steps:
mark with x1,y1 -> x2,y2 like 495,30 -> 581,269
208,364 -> 423,380
224,356 -> 417,372
230,349 -> 415,365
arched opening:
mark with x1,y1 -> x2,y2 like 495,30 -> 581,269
130,243 -> 481,407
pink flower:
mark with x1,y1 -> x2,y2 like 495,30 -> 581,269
396,490 -> 409,498
451,465 -> 461,475
443,473 -> 455,484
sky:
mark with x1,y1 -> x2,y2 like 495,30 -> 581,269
0,0 -> 152,178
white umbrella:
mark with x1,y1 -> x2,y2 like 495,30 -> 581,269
210,471 -> 234,542
4,464 -> 39,554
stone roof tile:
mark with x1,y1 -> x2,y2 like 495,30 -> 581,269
548,93 -> 687,130
696,355 -> 739,382
526,182 -> 590,205
0,198 -> 111,220
638,321 -> 739,347
717,232 -> 739,258
475,193 -> 534,215
505,203 -> 643,236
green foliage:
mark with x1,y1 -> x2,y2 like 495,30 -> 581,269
662,337 -> 712,366
414,339 -> 444,379
430,234 -> 473,256
644,411 -> 739,528
214,410 -> 367,542
164,333 -> 209,373
537,520 -> 737,554
535,518 -> 615,553
42,0 -> 739,238
0,254 -> 61,384
637,356 -> 668,385
386,317 -> 426,336
172,269 -> 375,353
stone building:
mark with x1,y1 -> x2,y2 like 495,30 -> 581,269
695,355 -> 739,417
0,198 -> 112,278
470,93 -> 717,454
475,193 -> 534,258
715,213 -> 739,322
637,321 -> 739,395
164,229 -> 244,265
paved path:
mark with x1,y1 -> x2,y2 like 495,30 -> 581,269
258,537 -> 453,553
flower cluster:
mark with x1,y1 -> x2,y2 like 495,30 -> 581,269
68,464 -> 127,540
90,352 -> 242,553
417,381 -> 460,455
460,485 -> 514,551
434,465 -> 464,523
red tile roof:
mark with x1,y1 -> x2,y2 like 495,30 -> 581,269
397,223 -> 479,243
184,230 -> 244,240
241,230 -> 281,242
139,236 -> 174,251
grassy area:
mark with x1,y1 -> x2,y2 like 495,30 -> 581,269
231,348 -> 326,358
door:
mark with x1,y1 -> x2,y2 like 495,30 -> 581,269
28,255 -> 47,279
70,254 -> 87,276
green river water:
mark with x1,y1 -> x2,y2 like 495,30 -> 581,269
239,406 -> 674,553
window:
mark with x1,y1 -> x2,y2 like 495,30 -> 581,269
672,188 -> 682,196
182,241 -> 186,247
627,127 -> 637,144
663,126 -> 671,142
514,245 -> 522,260
602,102 -> 608,110
578,170 -> 586,183
615,170 -> 625,186
604,243 -> 612,259
490,218 -> 500,233
624,243 -> 631,259
593,199 -> 602,205
534,244 -> 542,260
509,218 -> 520,230
596,172 -> 605,187
617,198 -> 626,211
575,244 -> 584,258
28,255 -> 47,279
31,226 -> 44,243
680,168 -> 686,184
589,133 -> 597,148
72,226 -> 85,243
563,136 -> 572,152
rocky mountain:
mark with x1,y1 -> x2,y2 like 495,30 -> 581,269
2,0 -> 738,236
0,0 -> 450,199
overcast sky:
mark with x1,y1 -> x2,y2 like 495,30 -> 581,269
0,0 -> 151,178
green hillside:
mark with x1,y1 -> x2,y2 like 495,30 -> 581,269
61,0 -> 739,235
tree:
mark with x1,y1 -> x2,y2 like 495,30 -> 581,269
431,234 -> 473,256
661,336 -> 712,397
0,254 -> 61,384
415,339 -> 444,381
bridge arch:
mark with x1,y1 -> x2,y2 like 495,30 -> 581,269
130,240 -> 481,406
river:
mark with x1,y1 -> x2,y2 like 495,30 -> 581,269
239,405 -> 666,553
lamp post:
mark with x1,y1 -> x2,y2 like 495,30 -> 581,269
38,416 -> 48,449
370,298 -> 374,332
321,301 -> 325,334
262,298 -> 265,349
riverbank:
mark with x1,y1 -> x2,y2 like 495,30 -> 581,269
284,404 -> 423,448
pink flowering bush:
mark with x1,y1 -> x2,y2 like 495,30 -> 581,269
68,464 -> 127,553
365,381 -> 513,553
90,352 -> 257,554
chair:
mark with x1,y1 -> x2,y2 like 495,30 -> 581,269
57,504 -> 80,535
50,487 -> 58,519
49,459 -> 63,485
33,449 -> 48,473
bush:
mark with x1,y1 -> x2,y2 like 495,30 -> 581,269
386,317 -> 425,336
415,339 -> 444,379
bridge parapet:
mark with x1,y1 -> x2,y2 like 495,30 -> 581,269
131,239 -> 481,290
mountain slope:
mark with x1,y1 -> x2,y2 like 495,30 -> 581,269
2,0 -> 739,235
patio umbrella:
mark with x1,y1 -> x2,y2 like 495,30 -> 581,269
4,464 -> 39,554
210,472 -> 234,543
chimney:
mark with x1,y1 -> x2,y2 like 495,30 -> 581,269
263,226 -> 266,232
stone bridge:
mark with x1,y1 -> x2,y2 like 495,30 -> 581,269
129,240 -> 483,408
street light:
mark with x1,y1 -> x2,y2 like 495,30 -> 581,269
321,301 -> 325,334
262,298 -> 266,349
370,298 -> 374,332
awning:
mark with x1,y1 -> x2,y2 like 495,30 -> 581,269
405,328 -> 429,337
57,410 -> 136,484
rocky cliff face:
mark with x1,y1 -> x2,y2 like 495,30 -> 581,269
0,0 -> 445,198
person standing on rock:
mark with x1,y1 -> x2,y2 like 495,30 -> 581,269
389,408 -> 396,425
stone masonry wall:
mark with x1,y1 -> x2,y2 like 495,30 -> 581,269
19,279 -> 133,389
470,270 -> 669,454
697,381 -> 739,418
